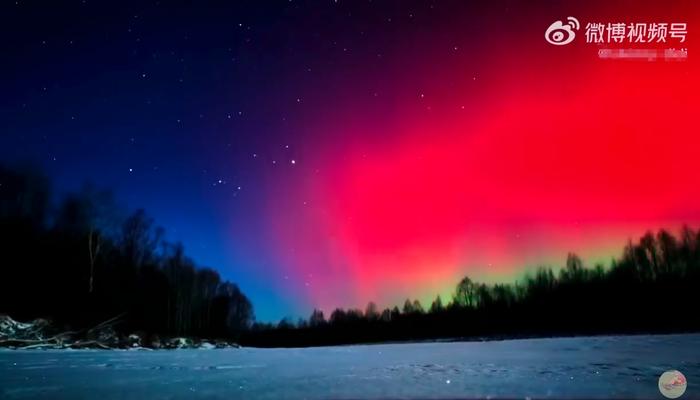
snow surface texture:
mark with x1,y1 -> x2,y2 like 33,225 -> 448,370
1,334 -> 698,399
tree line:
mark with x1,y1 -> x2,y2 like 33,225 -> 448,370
0,164 -> 254,340
2,163 -> 699,347
243,228 -> 700,347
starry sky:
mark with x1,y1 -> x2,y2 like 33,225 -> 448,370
1,1 -> 698,322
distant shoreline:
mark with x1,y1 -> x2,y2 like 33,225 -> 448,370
2,331 -> 698,351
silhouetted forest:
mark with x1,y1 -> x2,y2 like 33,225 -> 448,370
0,164 -> 254,340
2,163 -> 699,347
243,230 -> 700,347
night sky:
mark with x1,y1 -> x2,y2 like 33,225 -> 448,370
1,1 -> 698,322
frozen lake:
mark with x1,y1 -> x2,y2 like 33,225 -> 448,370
1,334 -> 698,399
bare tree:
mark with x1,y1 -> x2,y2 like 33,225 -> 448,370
87,227 -> 101,293
454,276 -> 476,307
365,301 -> 379,320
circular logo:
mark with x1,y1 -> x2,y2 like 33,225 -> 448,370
545,17 -> 580,46
659,370 -> 687,399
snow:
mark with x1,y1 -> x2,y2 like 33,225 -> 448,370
199,342 -> 216,350
0,316 -> 34,334
1,334 -> 698,399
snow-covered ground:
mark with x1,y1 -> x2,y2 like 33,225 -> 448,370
1,334 -> 698,399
